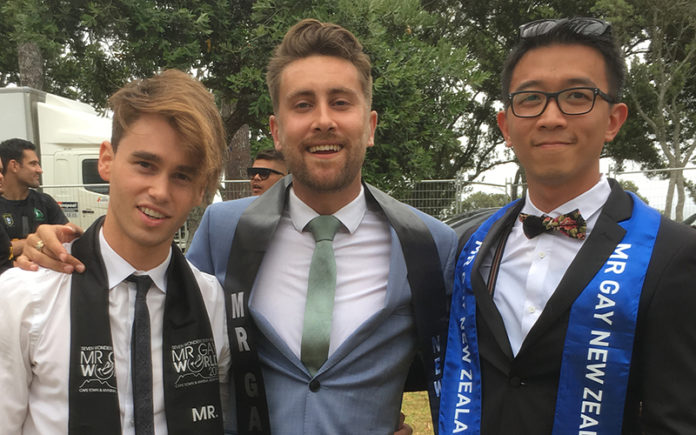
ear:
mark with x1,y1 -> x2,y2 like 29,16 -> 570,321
98,141 -> 114,181
366,111 -> 378,148
269,115 -> 281,151
8,159 -> 20,173
604,102 -> 628,142
497,110 -> 513,148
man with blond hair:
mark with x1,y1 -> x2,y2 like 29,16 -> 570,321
0,70 -> 230,434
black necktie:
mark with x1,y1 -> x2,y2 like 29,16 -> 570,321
518,209 -> 587,240
127,274 -> 155,435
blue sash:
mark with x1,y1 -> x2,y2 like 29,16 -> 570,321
552,193 -> 659,434
439,201 -> 518,434
439,193 -> 660,434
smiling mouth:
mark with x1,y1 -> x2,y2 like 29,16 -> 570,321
308,144 -> 341,153
139,206 -> 166,219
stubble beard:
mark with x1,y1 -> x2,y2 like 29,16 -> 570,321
287,148 -> 365,194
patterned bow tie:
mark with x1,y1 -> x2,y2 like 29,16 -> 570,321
518,209 -> 587,240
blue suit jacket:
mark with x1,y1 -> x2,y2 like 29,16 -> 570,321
187,178 -> 457,434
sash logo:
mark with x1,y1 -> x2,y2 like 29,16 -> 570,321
171,338 -> 218,388
192,405 -> 217,422
79,345 -> 116,393
34,208 -> 46,222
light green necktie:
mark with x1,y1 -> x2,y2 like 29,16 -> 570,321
301,215 -> 342,376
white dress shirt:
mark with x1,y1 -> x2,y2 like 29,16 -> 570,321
0,229 -> 230,435
486,176 -> 611,356
250,186 -> 391,359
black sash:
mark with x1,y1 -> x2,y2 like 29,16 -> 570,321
68,216 -> 223,434
223,179 -> 449,434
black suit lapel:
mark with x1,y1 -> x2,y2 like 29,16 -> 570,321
472,201 -> 523,361
222,176 -> 290,435
224,177 -> 291,292
520,180 -> 633,354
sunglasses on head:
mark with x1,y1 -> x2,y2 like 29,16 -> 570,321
519,17 -> 611,39
247,167 -> 285,180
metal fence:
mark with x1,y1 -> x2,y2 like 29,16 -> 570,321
609,167 -> 696,220
220,179 -> 510,220
41,167 -> 696,249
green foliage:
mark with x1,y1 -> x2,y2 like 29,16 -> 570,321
3,0 -> 696,204
2,0 -> 486,195
459,191 -> 510,212
617,179 -> 650,204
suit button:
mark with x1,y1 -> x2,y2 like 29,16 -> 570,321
309,379 -> 320,392
509,376 -> 523,387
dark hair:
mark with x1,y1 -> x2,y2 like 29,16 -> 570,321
254,149 -> 284,162
108,69 -> 226,194
501,17 -> 625,105
0,138 -> 36,175
266,18 -> 373,111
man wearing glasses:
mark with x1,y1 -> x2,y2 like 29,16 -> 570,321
247,149 -> 287,196
440,17 -> 696,434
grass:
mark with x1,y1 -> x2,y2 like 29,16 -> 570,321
401,391 -> 434,434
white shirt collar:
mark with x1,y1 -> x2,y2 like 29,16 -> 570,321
523,174 -> 611,220
99,228 -> 171,292
288,184 -> 367,234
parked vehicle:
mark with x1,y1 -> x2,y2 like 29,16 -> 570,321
0,87 -> 111,230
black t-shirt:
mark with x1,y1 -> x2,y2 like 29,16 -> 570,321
0,225 -> 11,274
0,190 -> 69,239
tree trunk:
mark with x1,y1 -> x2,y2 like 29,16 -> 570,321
675,169 -> 685,221
664,172 -> 676,219
17,41 -> 43,89
222,123 -> 251,200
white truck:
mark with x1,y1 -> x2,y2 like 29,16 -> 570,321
0,86 -> 111,230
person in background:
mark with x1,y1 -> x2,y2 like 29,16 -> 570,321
0,158 -> 13,274
439,17 -> 696,434
0,69 -> 230,434
0,138 -> 68,256
248,149 -> 287,196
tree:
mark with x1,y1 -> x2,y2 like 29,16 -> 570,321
614,0 -> 696,220
2,0 -> 484,197
460,191 -> 510,212
617,179 -> 650,204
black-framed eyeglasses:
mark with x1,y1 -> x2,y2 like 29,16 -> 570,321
247,167 -> 285,180
519,17 -> 611,40
508,87 -> 616,118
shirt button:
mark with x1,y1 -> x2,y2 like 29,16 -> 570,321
538,252 -> 546,259
309,379 -> 321,392
527,305 -> 536,314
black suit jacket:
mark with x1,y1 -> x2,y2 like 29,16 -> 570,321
469,180 -> 696,434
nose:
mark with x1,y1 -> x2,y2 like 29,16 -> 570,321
37,164 -> 43,174
148,173 -> 170,201
537,97 -> 567,129
251,173 -> 263,181
312,101 -> 336,132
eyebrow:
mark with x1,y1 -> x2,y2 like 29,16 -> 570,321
513,78 -> 598,92
286,86 -> 358,101
131,150 -> 198,175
